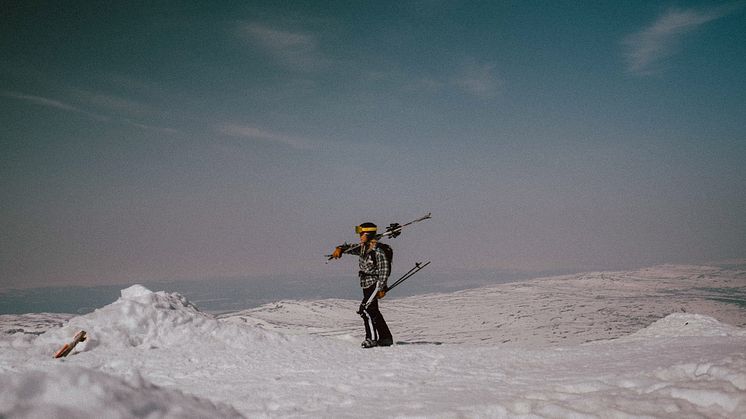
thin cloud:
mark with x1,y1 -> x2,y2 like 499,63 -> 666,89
365,62 -> 500,98
2,90 -> 177,133
1,91 -> 110,121
410,77 -> 445,94
239,22 -> 330,72
217,123 -> 316,150
120,118 -> 179,134
453,60 -> 501,98
80,91 -> 157,117
623,5 -> 739,75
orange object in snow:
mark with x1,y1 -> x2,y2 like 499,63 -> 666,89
54,330 -> 87,358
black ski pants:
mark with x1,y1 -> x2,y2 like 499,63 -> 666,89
360,285 -> 392,342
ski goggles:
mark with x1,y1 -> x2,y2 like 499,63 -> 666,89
355,226 -> 377,235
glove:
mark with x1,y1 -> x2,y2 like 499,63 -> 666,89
356,304 -> 365,315
377,290 -> 386,299
331,247 -> 344,259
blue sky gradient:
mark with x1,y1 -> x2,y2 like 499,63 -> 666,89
2,1 -> 745,289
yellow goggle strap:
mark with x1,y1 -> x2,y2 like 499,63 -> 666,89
355,226 -> 377,235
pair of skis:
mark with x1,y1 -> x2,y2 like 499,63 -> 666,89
326,213 -> 431,259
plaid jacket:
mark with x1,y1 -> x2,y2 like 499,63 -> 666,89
348,244 -> 390,289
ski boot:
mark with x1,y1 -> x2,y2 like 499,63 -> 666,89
377,337 -> 393,347
361,338 -> 378,348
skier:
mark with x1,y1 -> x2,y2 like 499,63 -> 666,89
331,222 -> 394,348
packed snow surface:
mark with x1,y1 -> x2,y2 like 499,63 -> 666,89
1,265 -> 745,418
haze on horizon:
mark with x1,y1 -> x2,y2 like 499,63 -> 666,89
2,1 -> 745,290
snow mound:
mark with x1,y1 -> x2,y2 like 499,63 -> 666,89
120,283 -> 156,299
35,285 -> 290,355
627,313 -> 746,339
0,366 -> 241,418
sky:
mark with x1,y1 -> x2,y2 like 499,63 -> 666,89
2,1 -> 745,290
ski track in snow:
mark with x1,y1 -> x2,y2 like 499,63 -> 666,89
1,264 -> 745,418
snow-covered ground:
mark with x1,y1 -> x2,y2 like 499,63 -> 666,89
1,265 -> 745,418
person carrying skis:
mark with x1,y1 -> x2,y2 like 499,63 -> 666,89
331,222 -> 393,348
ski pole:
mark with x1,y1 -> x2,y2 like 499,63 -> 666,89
391,263 -> 421,286
370,261 -> 430,306
388,262 -> 425,290
385,261 -> 431,293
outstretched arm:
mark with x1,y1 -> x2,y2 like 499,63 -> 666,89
330,243 -> 361,259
